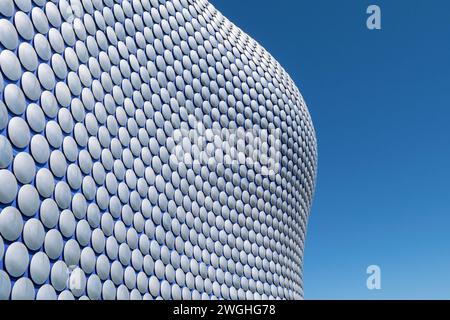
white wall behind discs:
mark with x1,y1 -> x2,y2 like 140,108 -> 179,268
0,0 -> 317,300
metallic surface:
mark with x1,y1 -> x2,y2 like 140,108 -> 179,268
0,0 -> 317,300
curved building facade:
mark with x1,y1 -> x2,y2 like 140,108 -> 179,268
0,0 -> 317,300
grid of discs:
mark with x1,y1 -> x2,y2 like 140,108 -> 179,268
0,0 -> 317,300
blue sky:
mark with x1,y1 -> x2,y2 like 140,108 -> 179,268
211,0 -> 450,299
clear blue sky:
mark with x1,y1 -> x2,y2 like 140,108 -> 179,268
211,0 -> 450,299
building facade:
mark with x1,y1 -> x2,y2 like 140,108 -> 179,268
0,0 -> 317,299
